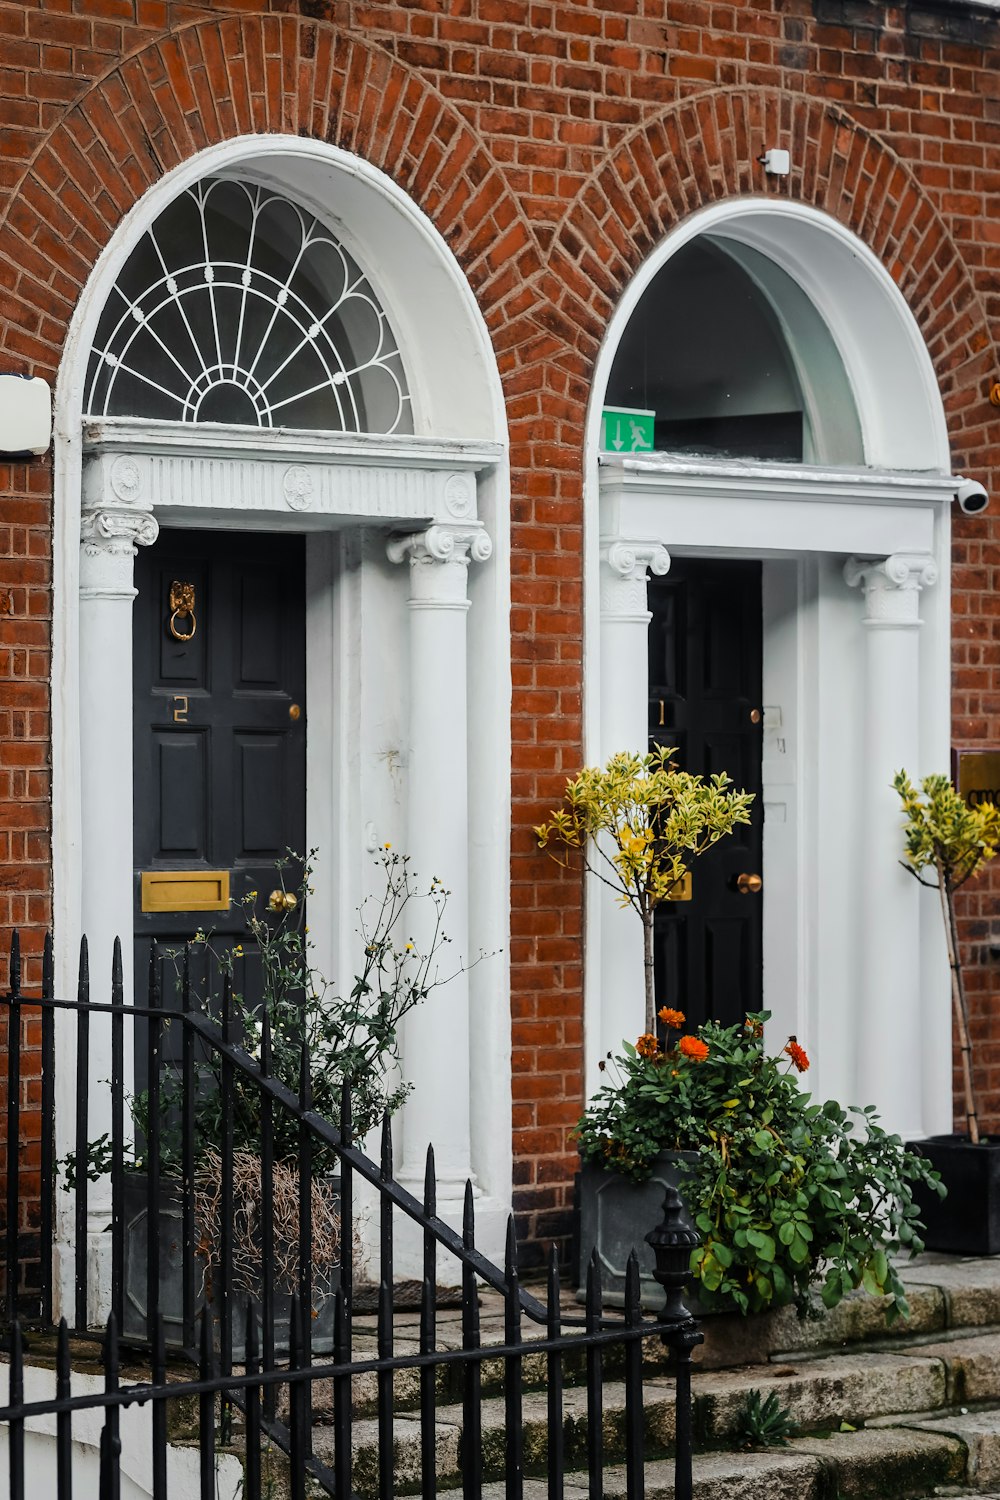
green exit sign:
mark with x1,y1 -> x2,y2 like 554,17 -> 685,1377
601,406 -> 655,454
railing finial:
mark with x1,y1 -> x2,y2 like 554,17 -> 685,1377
8,931 -> 20,997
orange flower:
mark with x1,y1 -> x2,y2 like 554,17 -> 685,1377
658,1007 -> 686,1029
678,1035 -> 709,1062
784,1039 -> 809,1073
635,1032 -> 660,1059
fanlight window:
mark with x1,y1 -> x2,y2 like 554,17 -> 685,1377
605,236 -> 862,465
85,178 -> 413,434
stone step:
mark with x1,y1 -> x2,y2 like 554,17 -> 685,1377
328,1304 -> 1000,1434
692,1253 -> 1000,1370
468,1426 -> 967,1498
308,1343 -> 986,1495
873,1401 -> 1000,1492
312,1253 -> 1000,1425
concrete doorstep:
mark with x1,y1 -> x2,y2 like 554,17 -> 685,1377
9,1253 -> 1000,1497
330,1252 -> 1000,1497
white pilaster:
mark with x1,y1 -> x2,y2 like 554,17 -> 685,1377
67,461 -> 158,1321
844,552 -> 937,1137
387,520 -> 504,1272
598,539 -> 669,1059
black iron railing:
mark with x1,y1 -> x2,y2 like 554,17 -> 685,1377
0,931 -> 703,1498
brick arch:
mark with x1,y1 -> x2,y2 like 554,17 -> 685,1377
545,87 -> 994,471
0,11 -> 541,382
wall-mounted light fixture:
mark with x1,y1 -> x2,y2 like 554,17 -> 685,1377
758,148 -> 791,176
0,374 -> 51,457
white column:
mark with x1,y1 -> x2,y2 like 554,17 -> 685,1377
387,521 -> 492,1206
598,539 -> 669,1060
844,552 -> 936,1137
67,470 -> 157,1320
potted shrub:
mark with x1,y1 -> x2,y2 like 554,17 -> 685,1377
895,770 -> 1000,1253
535,746 -> 754,1033
575,1013 -> 941,1318
536,749 -> 941,1313
72,848 -> 464,1346
535,746 -> 753,1296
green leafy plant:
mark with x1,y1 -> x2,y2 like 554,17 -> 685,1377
895,770 -> 1000,1144
576,1012 -> 943,1320
171,845 -> 459,1172
65,847 -> 466,1183
734,1388 -> 797,1448
535,748 -> 754,1031
64,848 -> 472,1299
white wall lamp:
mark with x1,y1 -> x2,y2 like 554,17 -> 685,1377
758,148 -> 791,176
0,374 -> 52,456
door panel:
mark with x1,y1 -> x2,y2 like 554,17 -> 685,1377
133,529 -> 306,1019
236,734 -> 290,854
649,558 -> 763,1031
155,733 -> 207,855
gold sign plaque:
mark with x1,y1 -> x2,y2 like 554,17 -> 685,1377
666,872 -> 693,903
953,749 -> 1000,808
141,870 -> 230,913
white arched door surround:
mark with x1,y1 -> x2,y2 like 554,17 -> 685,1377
53,137 -> 513,1306
585,199 -> 956,1141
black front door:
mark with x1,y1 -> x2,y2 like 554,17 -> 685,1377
648,558 -> 763,1031
133,529 -> 307,1011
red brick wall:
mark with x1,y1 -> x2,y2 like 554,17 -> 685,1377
0,446 -> 51,1277
0,0 -> 999,1261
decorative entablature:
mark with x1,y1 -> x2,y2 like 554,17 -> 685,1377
81,418 -> 503,538
598,453 -> 957,560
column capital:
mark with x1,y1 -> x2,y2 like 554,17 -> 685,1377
844,552 -> 937,626
81,506 -> 159,557
80,505 -> 159,601
387,523 -> 492,611
600,537 -> 670,619
387,521 -> 493,568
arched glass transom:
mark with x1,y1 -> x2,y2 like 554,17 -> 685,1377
85,177 -> 413,434
605,236 -> 862,465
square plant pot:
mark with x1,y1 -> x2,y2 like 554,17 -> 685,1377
907,1135 -> 1000,1256
122,1172 -> 339,1355
575,1150 -> 699,1311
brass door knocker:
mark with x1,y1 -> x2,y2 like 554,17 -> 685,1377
168,580 -> 197,641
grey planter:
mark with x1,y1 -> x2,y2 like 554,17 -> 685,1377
576,1149 -> 700,1311
122,1172 -> 339,1355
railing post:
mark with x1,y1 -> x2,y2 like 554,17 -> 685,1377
145,942 -> 161,1347
74,937 -> 91,1331
646,1183 -> 703,1500
109,940 -> 124,1340
6,933 -> 21,1330
180,947 -> 196,1359
40,934 -> 55,1327
99,1311 -> 122,1500
377,1114 -> 394,1500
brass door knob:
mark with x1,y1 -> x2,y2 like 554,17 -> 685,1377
736,872 -> 763,895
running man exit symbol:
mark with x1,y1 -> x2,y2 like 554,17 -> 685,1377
600,406 -> 655,453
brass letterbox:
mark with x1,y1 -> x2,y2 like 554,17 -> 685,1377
140,870 -> 230,913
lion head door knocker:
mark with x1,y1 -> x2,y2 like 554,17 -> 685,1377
168,580 -> 197,641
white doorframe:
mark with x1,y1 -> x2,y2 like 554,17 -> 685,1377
583,198 -> 958,1139
51,138 -> 514,1309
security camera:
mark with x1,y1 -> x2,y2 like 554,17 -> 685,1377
955,477 -> 990,515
